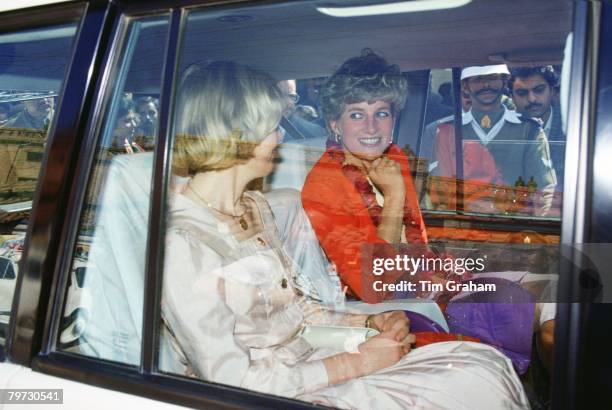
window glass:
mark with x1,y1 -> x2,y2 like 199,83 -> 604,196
419,67 -> 564,221
417,69 -> 455,208
0,17 -> 82,350
158,0 -> 571,408
57,15 -> 169,365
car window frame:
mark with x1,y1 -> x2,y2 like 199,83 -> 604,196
552,1 -> 604,408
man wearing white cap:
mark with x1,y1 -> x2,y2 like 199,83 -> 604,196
428,64 -> 556,216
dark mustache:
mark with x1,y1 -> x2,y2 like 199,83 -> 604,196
526,103 -> 543,110
475,87 -> 500,96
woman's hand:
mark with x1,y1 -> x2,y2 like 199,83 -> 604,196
322,315 -> 414,385
363,156 -> 406,199
364,156 -> 406,243
367,311 -> 410,333
358,319 -> 415,375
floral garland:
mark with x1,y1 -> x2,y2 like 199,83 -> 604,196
326,138 -> 471,304
325,138 -> 420,234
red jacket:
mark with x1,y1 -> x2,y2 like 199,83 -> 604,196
301,144 -> 427,302
430,122 -> 506,211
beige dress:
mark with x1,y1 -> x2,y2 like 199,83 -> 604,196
160,190 -> 530,409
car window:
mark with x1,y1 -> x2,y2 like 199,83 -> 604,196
0,19 -> 82,351
151,0 -> 571,407
417,66 -> 564,222
56,15 -> 169,364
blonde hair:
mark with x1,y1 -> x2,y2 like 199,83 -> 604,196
173,62 -> 285,175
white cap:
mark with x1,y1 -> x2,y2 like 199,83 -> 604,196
461,64 -> 510,80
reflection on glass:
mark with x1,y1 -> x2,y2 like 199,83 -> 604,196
0,18 -> 82,351
420,65 -> 564,219
158,48 -> 533,407
58,16 -> 169,364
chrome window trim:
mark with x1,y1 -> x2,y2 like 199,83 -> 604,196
5,0 -> 100,365
552,1 -> 601,409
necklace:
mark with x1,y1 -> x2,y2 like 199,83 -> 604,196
187,184 -> 249,230
324,139 -> 429,244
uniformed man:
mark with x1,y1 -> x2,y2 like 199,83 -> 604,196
428,64 -> 556,216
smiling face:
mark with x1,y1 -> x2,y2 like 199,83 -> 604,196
463,74 -> 506,110
511,74 -> 553,120
330,100 -> 393,162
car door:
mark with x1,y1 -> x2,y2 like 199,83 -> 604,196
2,1 -> 611,409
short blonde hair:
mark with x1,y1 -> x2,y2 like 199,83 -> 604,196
173,62 -> 285,175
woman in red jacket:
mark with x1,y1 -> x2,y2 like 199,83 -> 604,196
301,49 -> 432,303
301,51 -> 550,375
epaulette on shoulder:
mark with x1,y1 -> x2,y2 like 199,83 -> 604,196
518,113 -> 544,127
436,114 -> 454,124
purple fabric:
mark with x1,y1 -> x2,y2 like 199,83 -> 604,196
403,310 -> 446,333
445,277 -> 536,374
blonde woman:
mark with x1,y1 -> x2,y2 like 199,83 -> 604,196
160,61 -> 529,409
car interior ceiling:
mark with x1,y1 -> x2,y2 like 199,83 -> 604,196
116,0 -> 574,94
0,0 -> 572,93
177,0 -> 573,79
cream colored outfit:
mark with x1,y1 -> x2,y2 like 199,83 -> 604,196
160,190 -> 530,409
